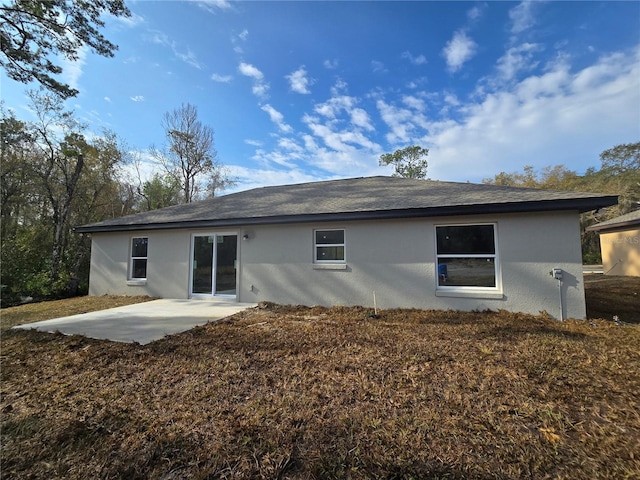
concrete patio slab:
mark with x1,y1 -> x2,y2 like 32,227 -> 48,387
12,298 -> 257,344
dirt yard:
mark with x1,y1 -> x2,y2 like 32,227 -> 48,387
584,274 -> 640,324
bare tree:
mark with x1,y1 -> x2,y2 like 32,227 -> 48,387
152,103 -> 233,203
206,165 -> 236,198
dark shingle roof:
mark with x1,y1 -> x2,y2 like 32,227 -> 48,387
76,176 -> 618,233
586,209 -> 640,232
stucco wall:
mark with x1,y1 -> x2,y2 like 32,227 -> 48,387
599,227 -> 640,276
89,229 -> 193,298
88,210 -> 587,319
239,211 -> 585,319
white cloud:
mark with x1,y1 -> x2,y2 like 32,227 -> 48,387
149,31 -> 168,46
443,92 -> 459,106
371,60 -> 387,73
175,49 -> 202,69
304,115 -> 379,153
233,42 -> 639,190
509,1 -> 537,35
324,59 -> 339,69
442,30 -> 477,73
252,148 -> 298,169
232,29 -> 248,53
238,62 -> 269,98
331,78 -> 348,95
240,81 -> 384,180
148,31 -> 202,69
350,108 -> 374,131
225,165 -> 322,194
211,73 -> 233,83
244,139 -> 263,147
130,95 -> 145,102
238,62 -> 263,80
376,99 -> 429,144
467,5 -> 484,21
312,94 -> 374,131
406,77 -> 428,89
572,56 -> 615,90
438,91 -> 461,116
376,48 -> 638,180
422,47 -> 640,181
261,104 -> 292,133
60,45 -> 87,91
104,96 -> 112,103
286,66 -> 314,94
111,11 -> 144,28
278,137 -> 304,154
402,51 -> 427,65
314,95 -> 354,118
252,83 -> 269,98
402,95 -> 426,112
515,62 -> 569,100
197,0 -> 233,14
299,133 -> 382,177
496,43 -> 541,81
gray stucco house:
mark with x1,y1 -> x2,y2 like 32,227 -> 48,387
76,176 -> 617,320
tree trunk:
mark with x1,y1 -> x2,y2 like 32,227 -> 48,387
50,154 -> 84,283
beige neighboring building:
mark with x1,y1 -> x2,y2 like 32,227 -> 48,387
587,210 -> 640,276
76,176 -> 618,320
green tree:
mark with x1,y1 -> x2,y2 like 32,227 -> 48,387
0,93 -> 129,303
600,141 -> 640,175
138,173 -> 182,211
0,106 -> 33,240
597,141 -> 640,215
66,131 -> 129,294
379,145 -> 429,179
0,0 -> 130,98
483,165 -> 579,190
482,142 -> 640,264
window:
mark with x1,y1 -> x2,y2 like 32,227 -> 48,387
130,237 -> 148,279
314,229 -> 345,263
436,224 -> 499,289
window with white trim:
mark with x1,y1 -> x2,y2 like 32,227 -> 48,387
314,229 -> 345,263
130,237 -> 148,280
436,224 -> 499,289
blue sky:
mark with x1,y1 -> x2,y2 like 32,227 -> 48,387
2,0 -> 639,193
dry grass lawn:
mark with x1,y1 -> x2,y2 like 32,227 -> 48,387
1,281 -> 639,479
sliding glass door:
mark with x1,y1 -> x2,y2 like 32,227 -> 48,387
214,235 -> 237,295
191,234 -> 237,297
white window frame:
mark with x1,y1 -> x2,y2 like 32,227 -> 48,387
314,229 -> 346,264
129,236 -> 148,281
434,223 -> 503,299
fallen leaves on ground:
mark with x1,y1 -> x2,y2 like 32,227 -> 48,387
2,301 -> 639,479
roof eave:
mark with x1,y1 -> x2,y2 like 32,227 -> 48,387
75,196 -> 618,234
586,219 -> 640,232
